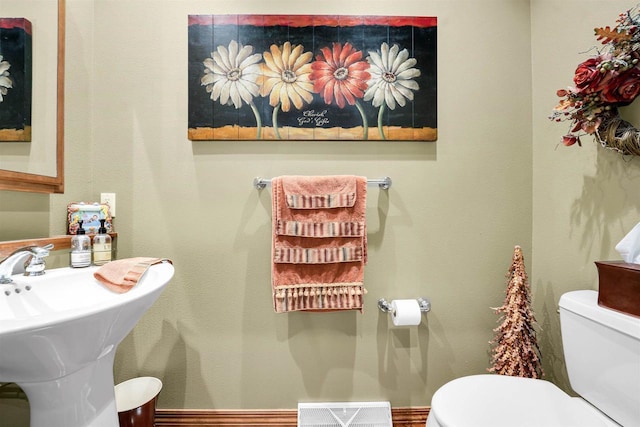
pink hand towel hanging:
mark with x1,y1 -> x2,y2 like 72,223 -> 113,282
271,175 -> 367,313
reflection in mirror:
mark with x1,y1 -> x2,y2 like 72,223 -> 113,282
0,0 -> 64,193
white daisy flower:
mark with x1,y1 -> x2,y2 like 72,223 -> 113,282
201,40 -> 262,109
0,55 -> 13,103
364,42 -> 420,110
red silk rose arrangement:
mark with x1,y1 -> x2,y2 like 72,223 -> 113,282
551,5 -> 640,155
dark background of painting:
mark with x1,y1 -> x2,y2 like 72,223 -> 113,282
0,24 -> 32,133
188,16 -> 437,139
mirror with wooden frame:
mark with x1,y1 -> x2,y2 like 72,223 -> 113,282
0,0 -> 64,193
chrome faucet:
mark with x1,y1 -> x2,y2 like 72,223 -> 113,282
0,244 -> 54,284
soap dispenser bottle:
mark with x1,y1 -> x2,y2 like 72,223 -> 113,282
70,220 -> 91,268
92,219 -> 112,265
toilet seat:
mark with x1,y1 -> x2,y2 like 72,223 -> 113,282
427,375 -> 620,427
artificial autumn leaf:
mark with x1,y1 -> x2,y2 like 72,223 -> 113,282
594,26 -> 633,44
553,98 -> 573,111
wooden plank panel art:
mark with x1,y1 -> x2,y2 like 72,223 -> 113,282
0,18 -> 32,142
188,15 -> 437,141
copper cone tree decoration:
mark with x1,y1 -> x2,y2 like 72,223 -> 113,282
488,246 -> 543,378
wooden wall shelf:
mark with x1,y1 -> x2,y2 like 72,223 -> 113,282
0,233 -> 117,258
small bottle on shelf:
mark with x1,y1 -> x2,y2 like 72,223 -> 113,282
70,220 -> 91,268
92,219 -> 112,266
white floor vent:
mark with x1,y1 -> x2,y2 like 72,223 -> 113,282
297,401 -> 392,427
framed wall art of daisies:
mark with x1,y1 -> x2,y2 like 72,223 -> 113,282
188,15 -> 437,141
0,18 -> 32,142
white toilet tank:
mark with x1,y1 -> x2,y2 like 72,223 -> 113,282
559,290 -> 640,427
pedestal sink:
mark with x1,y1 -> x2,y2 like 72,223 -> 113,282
0,261 -> 174,427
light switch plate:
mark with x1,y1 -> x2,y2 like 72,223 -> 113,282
100,192 -> 116,217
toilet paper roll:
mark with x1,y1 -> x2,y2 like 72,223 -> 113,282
391,299 -> 422,326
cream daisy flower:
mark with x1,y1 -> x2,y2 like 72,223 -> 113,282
258,41 -> 314,113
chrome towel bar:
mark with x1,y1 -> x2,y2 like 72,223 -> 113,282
253,176 -> 392,190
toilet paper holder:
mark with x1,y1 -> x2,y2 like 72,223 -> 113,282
378,297 -> 431,313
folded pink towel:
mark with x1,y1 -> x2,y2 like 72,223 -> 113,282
94,257 -> 172,293
272,175 -> 367,312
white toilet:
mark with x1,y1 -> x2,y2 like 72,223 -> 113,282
427,290 -> 640,427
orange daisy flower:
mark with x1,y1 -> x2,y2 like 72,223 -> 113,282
310,42 -> 371,109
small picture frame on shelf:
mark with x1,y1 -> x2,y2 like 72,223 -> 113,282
67,202 -> 113,235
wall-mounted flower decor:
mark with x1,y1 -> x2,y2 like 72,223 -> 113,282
551,5 -> 640,156
188,15 -> 437,141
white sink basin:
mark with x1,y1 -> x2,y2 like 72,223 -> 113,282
0,261 -> 174,427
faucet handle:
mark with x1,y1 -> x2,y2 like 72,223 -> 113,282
24,244 -> 54,277
31,244 -> 54,257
